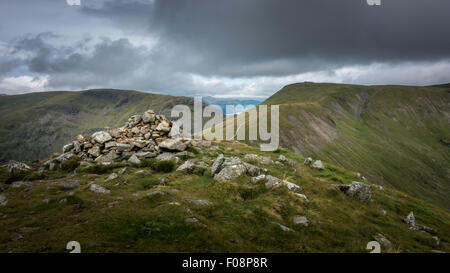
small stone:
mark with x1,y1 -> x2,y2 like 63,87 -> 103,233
135,170 -> 151,175
403,211 -> 416,226
295,193 -> 308,201
159,177 -> 169,185
176,160 -> 196,173
52,180 -> 80,191
184,199 -> 213,206
185,218 -> 199,223
271,221 -> 293,232
106,173 -> 118,181
147,191 -> 168,197
118,167 -> 127,175
90,184 -> 110,194
310,160 -> 324,170
63,143 -> 74,153
91,131 -> 112,144
128,154 -> 141,165
303,157 -> 313,166
293,215 -> 310,226
432,236 -> 440,247
0,194 -> 8,206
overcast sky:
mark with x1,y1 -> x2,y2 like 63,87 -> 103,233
1,0 -> 450,97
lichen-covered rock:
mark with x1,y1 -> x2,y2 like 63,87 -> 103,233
95,150 -> 118,164
55,152 -> 76,163
128,154 -> 141,164
90,184 -> 110,194
52,180 -> 80,191
244,154 -> 273,165
214,158 -> 247,181
311,160 -> 324,170
91,131 -> 112,144
211,154 -> 225,175
403,211 -> 416,226
106,173 -> 118,181
142,110 -> 156,123
252,174 -> 302,193
88,146 -> 101,158
303,157 -> 313,166
63,142 -> 74,153
7,160 -> 32,175
184,199 -> 213,206
293,215 -> 309,226
339,181 -> 372,202
158,138 -> 191,152
278,155 -> 298,167
176,160 -> 196,174
156,152 -> 179,162
0,194 -> 8,206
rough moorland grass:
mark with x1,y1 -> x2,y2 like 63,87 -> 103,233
140,159 -> 175,173
0,140 -> 449,253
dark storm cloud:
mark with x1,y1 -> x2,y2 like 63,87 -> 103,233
81,0 -> 450,77
1,0 -> 450,95
4,33 -> 150,89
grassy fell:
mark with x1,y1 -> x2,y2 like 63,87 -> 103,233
0,141 -> 448,253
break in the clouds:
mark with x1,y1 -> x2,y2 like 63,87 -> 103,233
1,0 -> 450,96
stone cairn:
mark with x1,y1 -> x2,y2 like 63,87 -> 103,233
45,109 -> 192,167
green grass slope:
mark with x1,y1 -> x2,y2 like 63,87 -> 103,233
0,142 -> 448,253
0,89 -> 196,164
262,83 -> 450,209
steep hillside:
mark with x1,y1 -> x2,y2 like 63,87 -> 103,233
262,83 -> 450,209
0,89 -> 197,164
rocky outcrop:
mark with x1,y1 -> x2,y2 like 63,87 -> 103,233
244,154 -> 274,165
338,181 -> 372,203
250,174 -> 302,193
90,184 -> 110,194
211,155 -> 266,181
278,155 -> 297,167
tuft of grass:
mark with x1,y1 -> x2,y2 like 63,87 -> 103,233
78,162 -> 128,174
140,159 -> 175,173
60,158 -> 81,171
134,177 -> 160,190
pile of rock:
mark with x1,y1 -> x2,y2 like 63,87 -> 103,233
45,109 -> 192,167
403,211 -> 437,235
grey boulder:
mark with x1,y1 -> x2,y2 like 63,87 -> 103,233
339,181 -> 372,202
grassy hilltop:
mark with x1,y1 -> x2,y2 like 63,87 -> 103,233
0,141 -> 448,253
